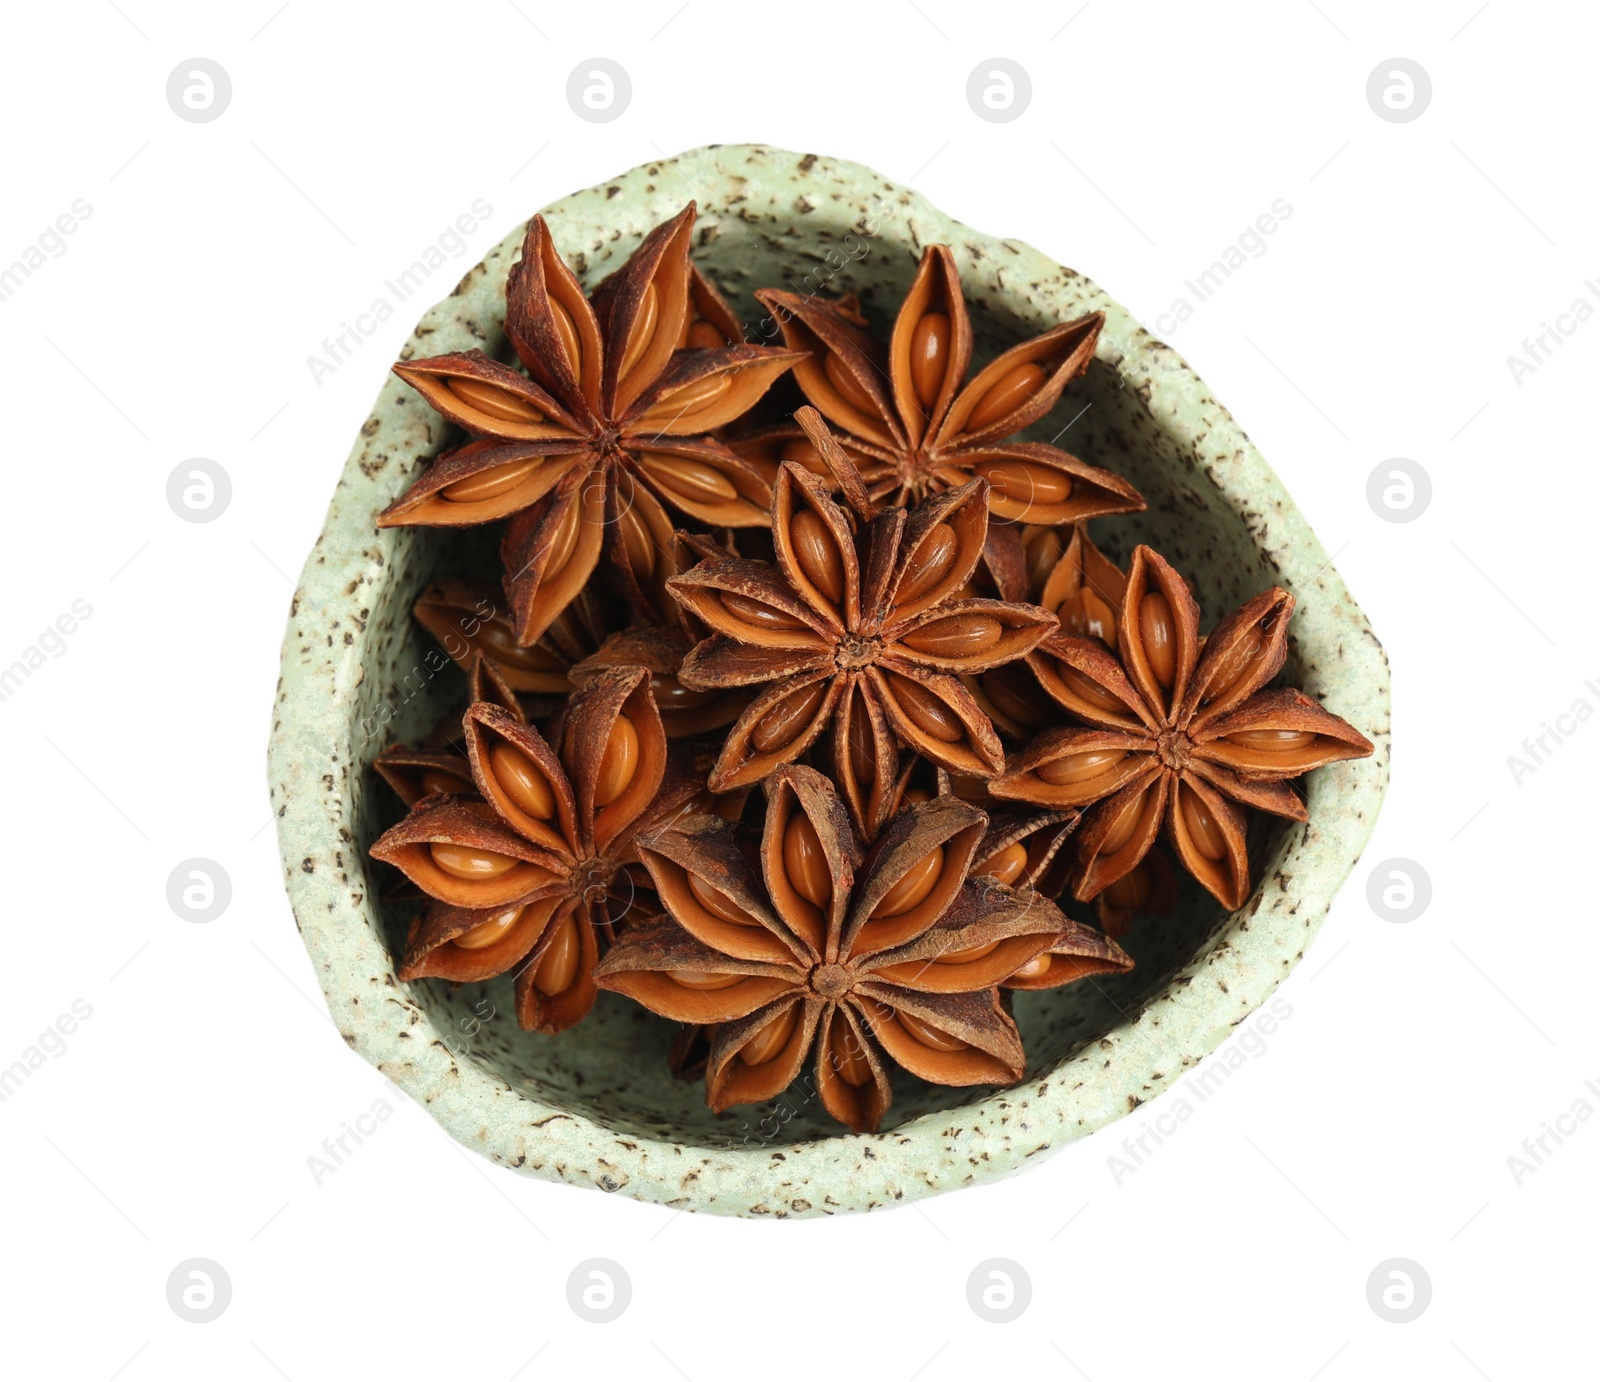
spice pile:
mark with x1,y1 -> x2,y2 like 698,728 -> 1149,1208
367,202 -> 1374,1132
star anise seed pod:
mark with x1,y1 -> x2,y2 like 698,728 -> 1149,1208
411,579 -> 612,714
754,245 -> 1143,527
669,408 -> 1057,829
371,666 -> 690,1033
991,545 -> 1375,909
570,625 -> 751,740
1093,846 -> 1178,940
375,653 -> 524,799
595,765 -> 1107,1133
967,523 -> 1127,738
378,203 -> 802,643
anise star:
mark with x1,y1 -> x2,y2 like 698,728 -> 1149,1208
377,202 -> 801,643
371,666 -> 691,1033
753,244 -> 1143,527
991,545 -> 1375,909
594,765 -> 1116,1133
669,409 -> 1058,831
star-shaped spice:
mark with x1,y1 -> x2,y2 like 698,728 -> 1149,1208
943,773 -> 1137,989
371,666 -> 694,1033
965,522 -> 1128,741
410,578 -> 611,711
990,545 -> 1375,909
753,245 -> 1143,528
373,652 -> 524,804
594,765 -> 1125,1132
668,407 -> 1057,832
377,203 -> 801,643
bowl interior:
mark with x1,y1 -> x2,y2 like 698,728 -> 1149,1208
348,200 -> 1313,1148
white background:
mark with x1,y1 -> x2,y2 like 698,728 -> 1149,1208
1,1 -> 1593,1377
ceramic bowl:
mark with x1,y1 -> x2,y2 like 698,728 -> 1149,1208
268,143 -> 1390,1218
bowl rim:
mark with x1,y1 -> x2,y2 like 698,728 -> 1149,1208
269,142 -> 1390,1219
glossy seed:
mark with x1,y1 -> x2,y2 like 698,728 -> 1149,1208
823,351 -> 877,413
541,498 -> 582,579
1058,662 -> 1129,715
933,937 -> 1000,966
429,841 -> 518,881
550,297 -> 583,378
686,319 -> 725,351
617,494 -> 655,580
444,376 -> 545,424
474,619 -> 558,669
751,680 -> 827,753
977,841 -> 1029,886
902,614 -> 1003,660
721,590 -> 808,631
1103,866 -> 1152,912
1022,525 -> 1067,594
782,811 -> 832,908
871,844 -> 944,919
419,768 -> 473,797
897,523 -> 960,604
739,1005 -> 799,1066
909,311 -> 951,408
966,361 -> 1047,431
440,456 -> 542,504
779,439 -> 832,477
846,696 -> 877,784
639,452 -> 738,504
594,715 -> 640,807
976,459 -> 1072,506
688,872 -> 758,926
1011,953 -> 1052,981
789,507 -> 846,603
1037,748 -> 1127,786
1178,784 -> 1228,860
1059,588 -> 1118,646
531,916 -> 580,994
895,1009 -> 968,1052
830,1011 -> 872,1086
670,969 -> 745,991
1203,626 -> 1266,702
618,282 -> 659,381
1224,728 -> 1317,751
452,905 -> 523,951
1097,795 -> 1144,856
488,741 -> 557,820
1139,590 -> 1178,688
884,673 -> 963,743
981,665 -> 1051,731
649,372 -> 731,422
650,673 -> 715,711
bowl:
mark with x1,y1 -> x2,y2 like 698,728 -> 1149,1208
268,143 -> 1390,1218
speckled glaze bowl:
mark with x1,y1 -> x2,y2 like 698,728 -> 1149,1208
269,144 -> 1390,1218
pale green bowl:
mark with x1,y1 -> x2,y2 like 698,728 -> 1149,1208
268,144 -> 1390,1218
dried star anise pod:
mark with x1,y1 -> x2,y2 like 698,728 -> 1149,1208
990,546 -> 1375,909
1093,846 -> 1177,940
668,408 -> 1057,831
411,578 -> 610,718
570,625 -> 750,740
967,523 -> 1128,739
942,773 -> 1133,989
375,653 -> 525,799
377,203 -> 802,643
595,765 -> 1117,1132
371,666 -> 687,1033
753,245 -> 1143,529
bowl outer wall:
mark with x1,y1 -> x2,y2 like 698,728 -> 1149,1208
268,143 -> 1390,1218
